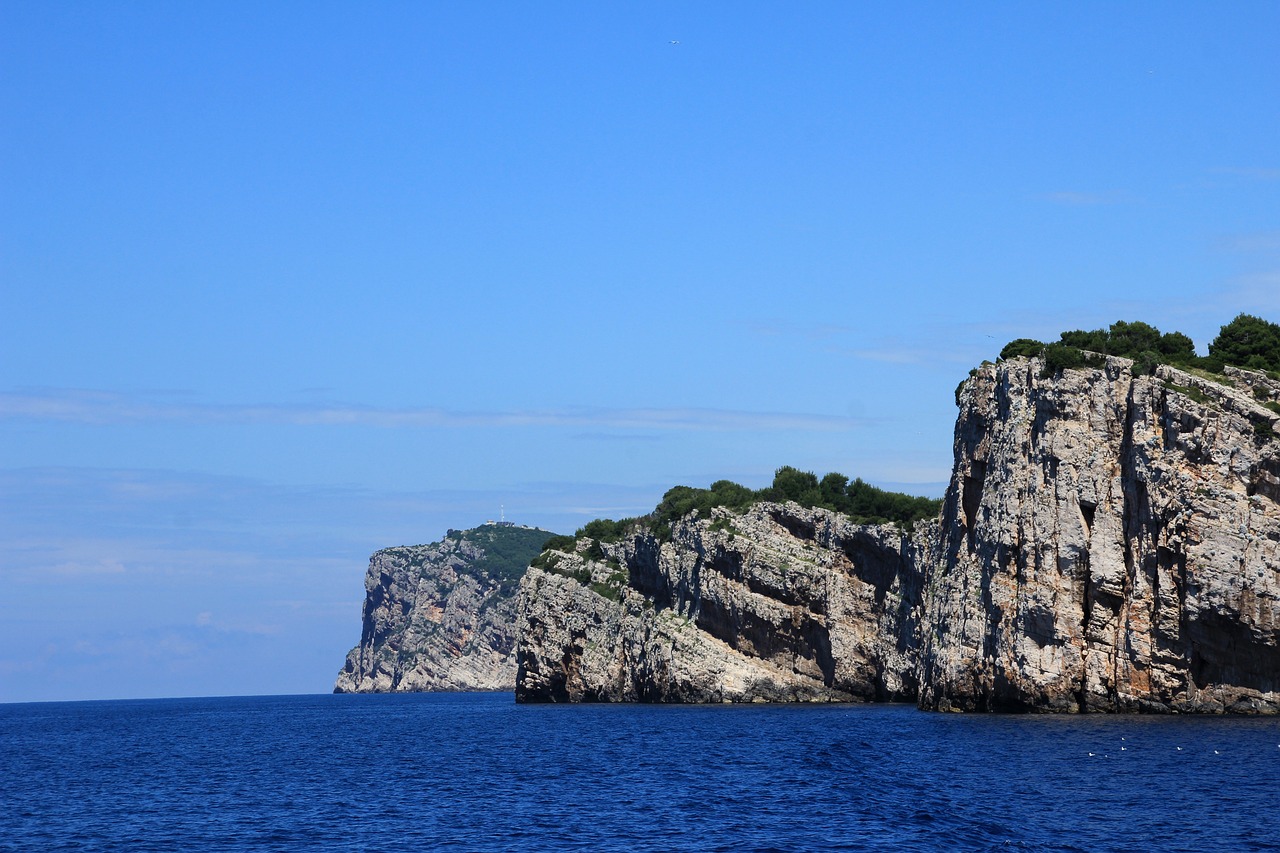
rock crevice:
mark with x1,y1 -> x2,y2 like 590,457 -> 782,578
919,357 -> 1280,713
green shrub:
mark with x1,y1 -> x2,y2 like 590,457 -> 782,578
1041,343 -> 1087,377
999,338 -> 1045,360
589,581 -> 620,601
530,550 -> 563,571
650,478 -> 760,537
1132,350 -> 1161,377
1195,355 -> 1225,374
1107,321 -> 1163,356
999,316 -> 1280,379
1059,329 -> 1108,352
1158,331 -> 1197,362
541,534 -> 577,553
461,524 -> 564,583
708,517 -> 737,534
1162,380 -> 1210,406
760,466 -> 822,505
578,518 -> 632,543
1209,314 -> 1280,373
573,467 -> 944,545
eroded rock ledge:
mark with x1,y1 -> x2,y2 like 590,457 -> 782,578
516,503 -> 927,703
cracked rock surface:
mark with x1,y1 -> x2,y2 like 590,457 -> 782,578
517,357 -> 1280,712
335,525 -> 552,693
516,503 -> 928,704
920,358 -> 1280,713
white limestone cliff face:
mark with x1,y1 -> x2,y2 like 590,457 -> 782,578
919,358 -> 1280,713
515,503 -> 927,703
515,356 -> 1280,712
342,353 -> 1280,712
334,528 -> 547,693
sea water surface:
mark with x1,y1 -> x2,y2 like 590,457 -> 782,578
2,693 -> 1278,852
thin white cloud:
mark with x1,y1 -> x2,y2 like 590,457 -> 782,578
1210,166 -> 1280,182
824,340 -> 991,367
836,347 -> 931,365
573,432 -> 665,443
50,558 -> 127,577
740,318 -> 991,368
1216,230 -> 1280,253
0,389 -> 862,433
1214,272 -> 1280,315
194,611 -> 281,636
744,319 -> 858,340
1042,190 -> 1137,206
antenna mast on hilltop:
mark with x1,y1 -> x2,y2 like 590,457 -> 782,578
501,504 -> 505,523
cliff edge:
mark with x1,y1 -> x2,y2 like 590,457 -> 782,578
515,355 -> 1280,712
920,357 -> 1280,713
334,523 -> 556,693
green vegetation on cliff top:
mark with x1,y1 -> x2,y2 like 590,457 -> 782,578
996,314 -> 1280,379
379,523 -> 557,588
444,524 -> 560,583
545,466 -> 943,553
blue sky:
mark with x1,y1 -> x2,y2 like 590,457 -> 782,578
2,3 -> 1277,702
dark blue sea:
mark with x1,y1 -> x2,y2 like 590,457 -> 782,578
3,694 -> 1279,852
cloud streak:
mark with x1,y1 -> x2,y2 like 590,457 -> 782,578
742,318 -> 993,368
1210,166 -> 1280,182
1216,230 -> 1280,253
1041,190 -> 1137,206
0,389 -> 862,433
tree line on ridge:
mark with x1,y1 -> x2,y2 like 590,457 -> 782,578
998,314 -> 1280,377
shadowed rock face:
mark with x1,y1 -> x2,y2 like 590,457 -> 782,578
919,358 -> 1280,713
515,504 -> 929,704
334,525 -> 553,693
516,357 -> 1280,713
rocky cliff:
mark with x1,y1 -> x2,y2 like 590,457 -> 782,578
920,357 -> 1280,713
516,503 -> 929,703
334,524 -> 555,693
515,356 -> 1280,712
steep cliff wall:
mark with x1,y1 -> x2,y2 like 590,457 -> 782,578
514,356 -> 1280,712
334,524 -> 554,693
338,348 -> 1280,710
515,503 -> 928,703
920,358 -> 1280,713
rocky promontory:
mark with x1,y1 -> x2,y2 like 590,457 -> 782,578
343,317 -> 1280,712
334,523 -> 556,693
515,348 -> 1280,712
920,357 -> 1280,713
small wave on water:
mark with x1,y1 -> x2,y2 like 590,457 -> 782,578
2,694 -> 1279,852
